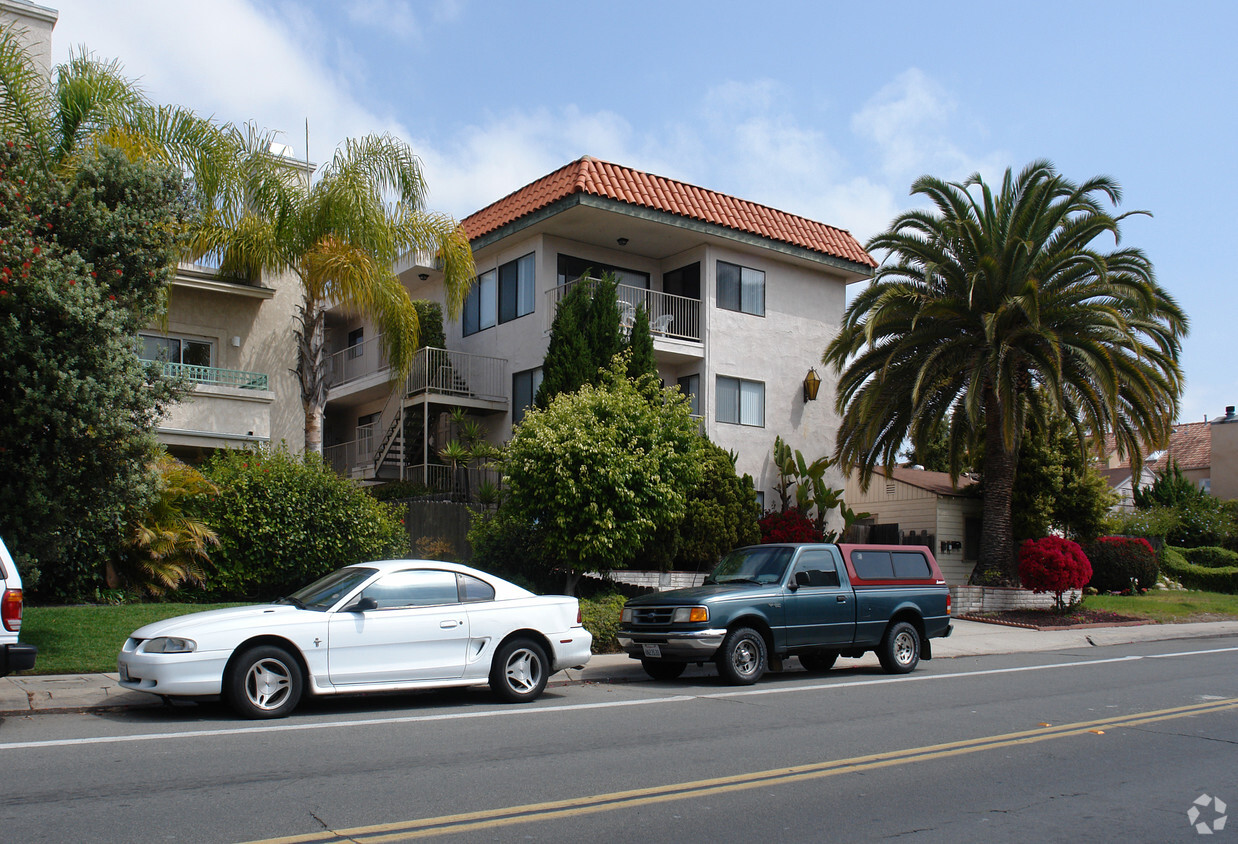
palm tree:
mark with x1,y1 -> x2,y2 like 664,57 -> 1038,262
823,161 -> 1187,583
0,28 -> 227,178
191,127 -> 475,452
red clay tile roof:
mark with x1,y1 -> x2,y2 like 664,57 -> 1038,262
1099,421 -> 1211,472
460,156 -> 877,268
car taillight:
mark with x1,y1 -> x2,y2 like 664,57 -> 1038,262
946,592 -> 952,616
2,588 -> 22,632
576,608 -> 583,625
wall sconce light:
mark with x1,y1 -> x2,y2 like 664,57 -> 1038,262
616,237 -> 629,246
418,272 -> 429,281
230,335 -> 241,347
802,367 -> 821,402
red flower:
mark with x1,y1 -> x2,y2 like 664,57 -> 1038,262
68,279 -> 75,285
89,271 -> 97,277
31,246 -> 39,254
108,294 -> 115,300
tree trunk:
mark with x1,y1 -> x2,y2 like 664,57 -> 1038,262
563,570 -> 582,597
974,393 -> 1019,584
296,292 -> 328,454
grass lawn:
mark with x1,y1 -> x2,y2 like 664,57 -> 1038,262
19,603 -> 242,676
1084,590 -> 1238,624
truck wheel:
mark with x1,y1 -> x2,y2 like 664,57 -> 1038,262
799,650 -> 839,673
641,659 -> 686,681
878,621 -> 921,674
716,627 -> 766,685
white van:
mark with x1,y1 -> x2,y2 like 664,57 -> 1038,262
1,537 -> 37,676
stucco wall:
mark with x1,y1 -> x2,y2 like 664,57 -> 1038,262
1212,416 -> 1238,500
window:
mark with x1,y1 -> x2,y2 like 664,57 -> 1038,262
664,262 -> 700,299
677,374 -> 700,416
716,261 -> 765,316
361,569 -> 460,609
498,253 -> 536,323
465,254 -> 536,335
512,367 -> 544,426
850,550 -> 933,581
346,327 -> 364,359
557,254 -> 649,289
791,549 -> 841,588
457,573 -> 495,603
716,376 -> 764,427
140,333 -> 213,367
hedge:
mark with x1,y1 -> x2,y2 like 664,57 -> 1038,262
1180,546 -> 1238,569
580,592 -> 627,653
1084,536 -> 1159,592
1161,547 -> 1238,594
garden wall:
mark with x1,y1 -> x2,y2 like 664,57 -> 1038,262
951,585 -> 1081,615
605,571 -> 708,591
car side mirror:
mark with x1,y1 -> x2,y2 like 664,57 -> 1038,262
345,596 -> 378,613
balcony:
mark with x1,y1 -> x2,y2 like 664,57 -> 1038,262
161,362 -> 269,390
326,342 -> 507,407
546,279 -> 701,344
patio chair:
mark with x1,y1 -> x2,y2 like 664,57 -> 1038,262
650,313 -> 674,335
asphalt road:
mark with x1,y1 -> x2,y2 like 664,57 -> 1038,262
2,637 -> 1236,843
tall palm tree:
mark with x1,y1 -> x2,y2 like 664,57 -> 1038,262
191,127 -> 475,452
0,27 -> 227,178
823,161 -> 1187,583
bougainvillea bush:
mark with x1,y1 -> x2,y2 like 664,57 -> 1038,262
1017,536 -> 1093,611
759,508 -> 822,544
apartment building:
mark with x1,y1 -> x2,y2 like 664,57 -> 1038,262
322,157 -> 875,506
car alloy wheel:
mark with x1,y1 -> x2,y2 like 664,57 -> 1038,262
490,638 -> 549,703
226,645 -> 304,719
877,621 -> 921,674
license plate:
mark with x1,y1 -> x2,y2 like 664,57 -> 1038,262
118,663 -> 130,682
642,644 -> 662,658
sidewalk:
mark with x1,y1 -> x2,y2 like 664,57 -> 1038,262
4,618 -> 1237,716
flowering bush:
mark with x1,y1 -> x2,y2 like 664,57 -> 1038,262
1083,536 -> 1158,593
1018,536 -> 1092,611
759,509 -> 821,544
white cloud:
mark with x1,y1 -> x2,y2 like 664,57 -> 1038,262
343,0 -> 419,39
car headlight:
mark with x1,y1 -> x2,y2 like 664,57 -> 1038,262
620,608 -> 633,623
143,636 -> 197,654
672,606 -> 709,623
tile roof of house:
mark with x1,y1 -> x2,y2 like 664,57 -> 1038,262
460,156 -> 877,268
880,466 -> 977,496
1099,421 -> 1211,472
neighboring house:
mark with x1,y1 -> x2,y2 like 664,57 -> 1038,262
321,156 -> 876,505
1097,419 -> 1216,508
0,0 -> 57,73
843,467 -> 981,585
141,262 -> 304,461
1211,407 -> 1238,500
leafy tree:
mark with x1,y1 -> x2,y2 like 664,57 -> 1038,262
1017,536 -> 1091,611
1133,460 -> 1199,509
824,161 -> 1187,584
191,127 -> 475,452
1008,413 -> 1115,542
626,304 -> 656,380
0,141 -> 193,599
192,446 -> 408,600
498,356 -> 702,594
535,272 -> 656,408
0,29 -> 227,181
673,442 -> 761,570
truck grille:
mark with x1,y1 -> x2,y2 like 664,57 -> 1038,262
630,607 -> 677,625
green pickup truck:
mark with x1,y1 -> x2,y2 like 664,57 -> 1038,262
617,543 -> 952,683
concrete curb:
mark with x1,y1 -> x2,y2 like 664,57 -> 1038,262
4,618 -> 1237,717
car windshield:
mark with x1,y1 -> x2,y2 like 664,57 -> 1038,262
282,567 -> 377,611
707,547 -> 794,585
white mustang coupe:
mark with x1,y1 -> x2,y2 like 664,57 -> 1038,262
117,560 -> 592,718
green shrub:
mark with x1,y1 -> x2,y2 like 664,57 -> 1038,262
580,592 -> 627,653
1181,546 -> 1238,569
1084,536 -> 1159,592
192,447 -> 408,600
1160,546 -> 1238,594
367,480 -> 432,501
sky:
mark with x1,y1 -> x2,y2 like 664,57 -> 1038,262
44,0 -> 1238,426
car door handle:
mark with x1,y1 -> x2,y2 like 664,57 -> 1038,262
836,595 -> 848,603
440,620 -> 462,628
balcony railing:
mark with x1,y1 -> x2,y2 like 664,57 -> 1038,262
160,361 -> 269,390
326,335 -> 390,388
547,279 -> 701,343
326,341 -> 507,404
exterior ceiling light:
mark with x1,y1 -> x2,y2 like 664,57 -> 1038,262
617,237 -> 629,246
418,273 -> 429,280
803,367 -> 822,402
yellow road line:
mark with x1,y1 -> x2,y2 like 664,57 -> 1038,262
243,697 -> 1238,844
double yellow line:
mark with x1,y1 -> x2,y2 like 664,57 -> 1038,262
246,697 -> 1238,843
